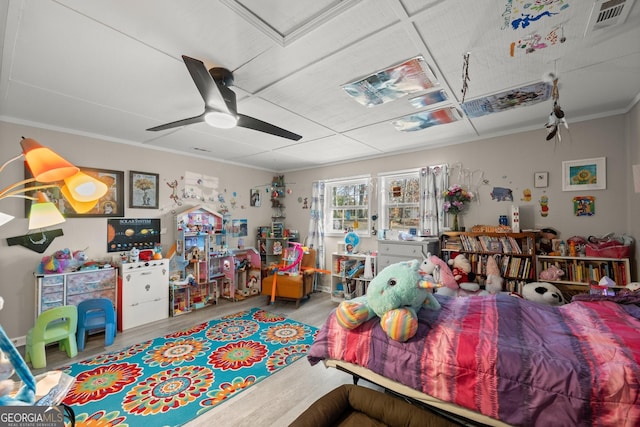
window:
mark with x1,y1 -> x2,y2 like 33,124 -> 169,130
324,176 -> 370,235
379,164 -> 448,235
379,170 -> 421,231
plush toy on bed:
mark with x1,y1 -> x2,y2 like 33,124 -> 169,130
617,282 -> 640,296
484,254 -> 504,294
423,254 -> 498,297
521,282 -> 566,306
336,260 -> 440,342
449,253 -> 472,284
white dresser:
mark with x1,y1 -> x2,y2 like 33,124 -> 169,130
118,259 -> 169,331
377,238 -> 440,270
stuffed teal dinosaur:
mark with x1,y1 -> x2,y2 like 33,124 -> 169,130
335,260 -> 441,342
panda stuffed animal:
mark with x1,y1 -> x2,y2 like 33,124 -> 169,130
522,282 -> 566,306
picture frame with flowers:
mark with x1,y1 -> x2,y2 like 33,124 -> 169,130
562,157 -> 606,191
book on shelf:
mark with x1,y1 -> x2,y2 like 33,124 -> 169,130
501,255 -> 510,277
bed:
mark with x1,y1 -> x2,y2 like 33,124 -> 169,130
307,293 -> 640,426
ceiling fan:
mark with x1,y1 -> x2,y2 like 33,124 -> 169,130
147,55 -> 302,140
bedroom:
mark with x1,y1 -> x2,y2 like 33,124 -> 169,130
0,1 -> 639,425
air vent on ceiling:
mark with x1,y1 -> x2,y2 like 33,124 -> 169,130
585,0 -> 635,34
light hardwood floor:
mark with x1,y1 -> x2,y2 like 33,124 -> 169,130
26,292 -> 377,426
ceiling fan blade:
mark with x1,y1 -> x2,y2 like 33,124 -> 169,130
237,114 -> 302,141
181,55 -> 230,113
146,113 -> 206,131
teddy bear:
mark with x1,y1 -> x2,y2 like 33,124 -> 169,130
336,260 -> 441,342
521,282 -> 566,306
539,264 -> 564,281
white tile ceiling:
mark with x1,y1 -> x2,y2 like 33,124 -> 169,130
1,0 -> 639,171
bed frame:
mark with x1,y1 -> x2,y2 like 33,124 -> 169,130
326,360 -> 510,427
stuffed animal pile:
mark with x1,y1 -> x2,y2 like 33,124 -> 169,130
422,254 -> 503,297
38,248 -> 92,274
336,260 -> 440,342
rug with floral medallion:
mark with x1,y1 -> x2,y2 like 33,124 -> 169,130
60,308 -> 318,427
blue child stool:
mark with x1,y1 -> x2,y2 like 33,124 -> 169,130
76,298 -> 116,351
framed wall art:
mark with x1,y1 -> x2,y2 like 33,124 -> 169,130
24,166 -> 124,217
573,196 -> 595,217
562,157 -> 606,191
534,171 -> 548,188
250,189 -> 261,207
129,171 -> 159,209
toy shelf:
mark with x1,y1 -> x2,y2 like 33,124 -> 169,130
331,252 -> 377,303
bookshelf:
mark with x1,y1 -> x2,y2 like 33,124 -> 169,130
440,231 -> 536,294
331,253 -> 377,303
537,255 -> 631,299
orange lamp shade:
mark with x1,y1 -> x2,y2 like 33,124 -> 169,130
28,192 -> 66,230
60,185 -> 99,214
63,171 -> 108,202
21,138 -> 79,183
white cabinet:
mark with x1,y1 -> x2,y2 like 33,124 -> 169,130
35,268 -> 117,320
377,238 -> 439,270
118,259 -> 169,331
331,253 -> 377,303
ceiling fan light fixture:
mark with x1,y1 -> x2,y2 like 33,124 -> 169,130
205,111 -> 238,129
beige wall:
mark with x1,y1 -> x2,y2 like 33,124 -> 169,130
285,111 -> 638,290
1,104 -> 638,338
0,122 -> 274,338
627,99 -> 640,279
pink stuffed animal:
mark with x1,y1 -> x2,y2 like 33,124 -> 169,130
484,254 -> 504,294
539,265 -> 564,281
423,254 -> 487,297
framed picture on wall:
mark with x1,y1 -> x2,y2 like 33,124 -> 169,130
562,157 -> 606,191
129,171 -> 159,209
534,171 -> 548,188
250,189 -> 261,207
24,166 -> 125,217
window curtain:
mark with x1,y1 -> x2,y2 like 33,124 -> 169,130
307,181 -> 326,291
420,164 -> 448,236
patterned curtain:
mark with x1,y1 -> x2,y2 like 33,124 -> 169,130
421,164 -> 448,236
307,181 -> 326,291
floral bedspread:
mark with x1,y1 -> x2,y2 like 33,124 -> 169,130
308,294 -> 640,426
